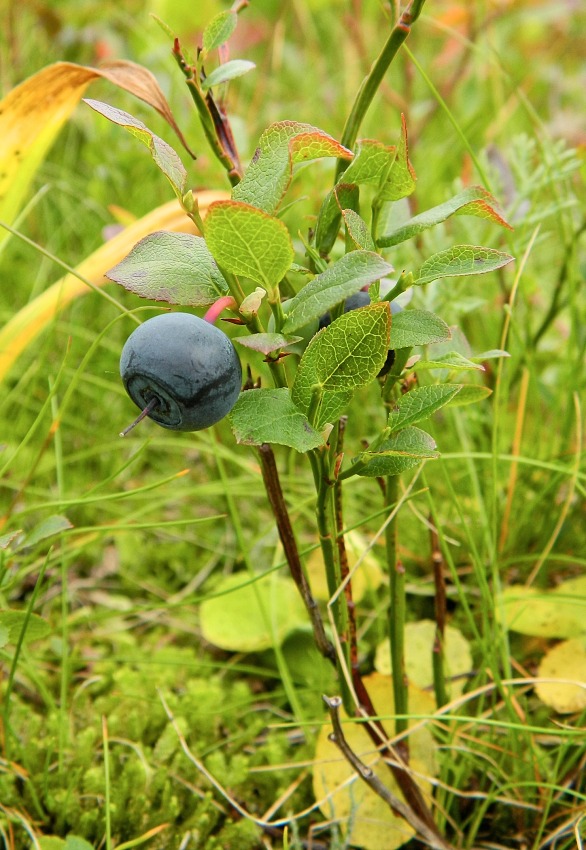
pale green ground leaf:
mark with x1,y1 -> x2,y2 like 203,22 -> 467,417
389,309 -> 451,349
342,208 -> 376,251
199,573 -> 306,651
39,840 -> 65,850
498,580 -> 586,639
282,251 -> 393,333
233,333 -> 301,355
414,245 -> 514,285
65,838 -> 94,850
229,388 -> 324,451
107,232 -> 228,306
378,186 -> 512,247
202,10 -> 237,54
536,637 -> 586,713
22,515 -> 73,548
280,629 -> 337,691
375,619 -> 473,698
0,610 -> 51,644
201,59 -> 256,90
292,304 -> 390,422
357,426 -> 438,477
313,673 -> 436,850
379,115 -> 416,202
233,121 -> 352,213
84,98 -> 186,198
387,384 -> 462,432
204,200 -> 294,289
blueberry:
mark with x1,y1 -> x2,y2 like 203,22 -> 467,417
119,312 -> 242,432
318,290 -> 371,329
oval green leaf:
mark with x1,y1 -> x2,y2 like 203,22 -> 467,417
205,201 -> 294,292
199,573 -> 306,652
229,388 -> 325,452
107,232 -> 228,306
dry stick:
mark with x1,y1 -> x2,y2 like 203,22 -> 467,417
323,696 -> 452,850
257,443 -> 336,663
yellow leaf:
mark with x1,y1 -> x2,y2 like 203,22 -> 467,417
536,637 -> 586,714
0,60 -> 194,245
375,620 -> 472,698
313,672 -> 437,850
305,530 -> 384,603
0,190 -> 228,382
498,580 -> 586,639
0,63 -> 96,236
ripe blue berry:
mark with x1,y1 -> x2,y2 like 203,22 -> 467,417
119,312 -> 242,432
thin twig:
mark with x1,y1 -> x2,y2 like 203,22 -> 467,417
323,695 -> 452,850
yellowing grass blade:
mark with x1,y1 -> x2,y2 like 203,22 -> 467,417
0,63 -> 98,237
0,190 -> 228,382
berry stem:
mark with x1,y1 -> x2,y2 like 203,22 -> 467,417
119,397 -> 160,437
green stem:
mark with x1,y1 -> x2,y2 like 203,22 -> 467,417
173,43 -> 241,187
335,0 -> 427,181
385,474 -> 409,741
258,444 -> 335,664
312,448 -> 352,711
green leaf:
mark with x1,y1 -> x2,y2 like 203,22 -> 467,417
64,838 -> 95,850
201,59 -> 256,91
314,183 -> 359,256
356,427 -> 439,477
233,333 -> 301,355
378,114 -> 416,202
21,515 -> 73,548
39,840 -> 66,850
199,573 -> 306,652
233,121 -> 352,214
0,529 -> 22,550
389,310 -> 451,349
229,388 -> 324,451
378,186 -> 513,247
282,251 -> 393,334
0,610 -> 51,644
413,245 -> 514,286
387,385 -> 462,432
470,349 -> 510,362
445,384 -> 492,406
411,352 -> 485,373
340,138 -> 395,187
83,99 -> 186,199
342,209 -> 376,251
204,201 -> 294,291
106,232 -> 228,306
202,10 -> 237,54
292,304 -> 390,427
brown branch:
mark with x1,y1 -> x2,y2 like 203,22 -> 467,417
258,443 -> 336,663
